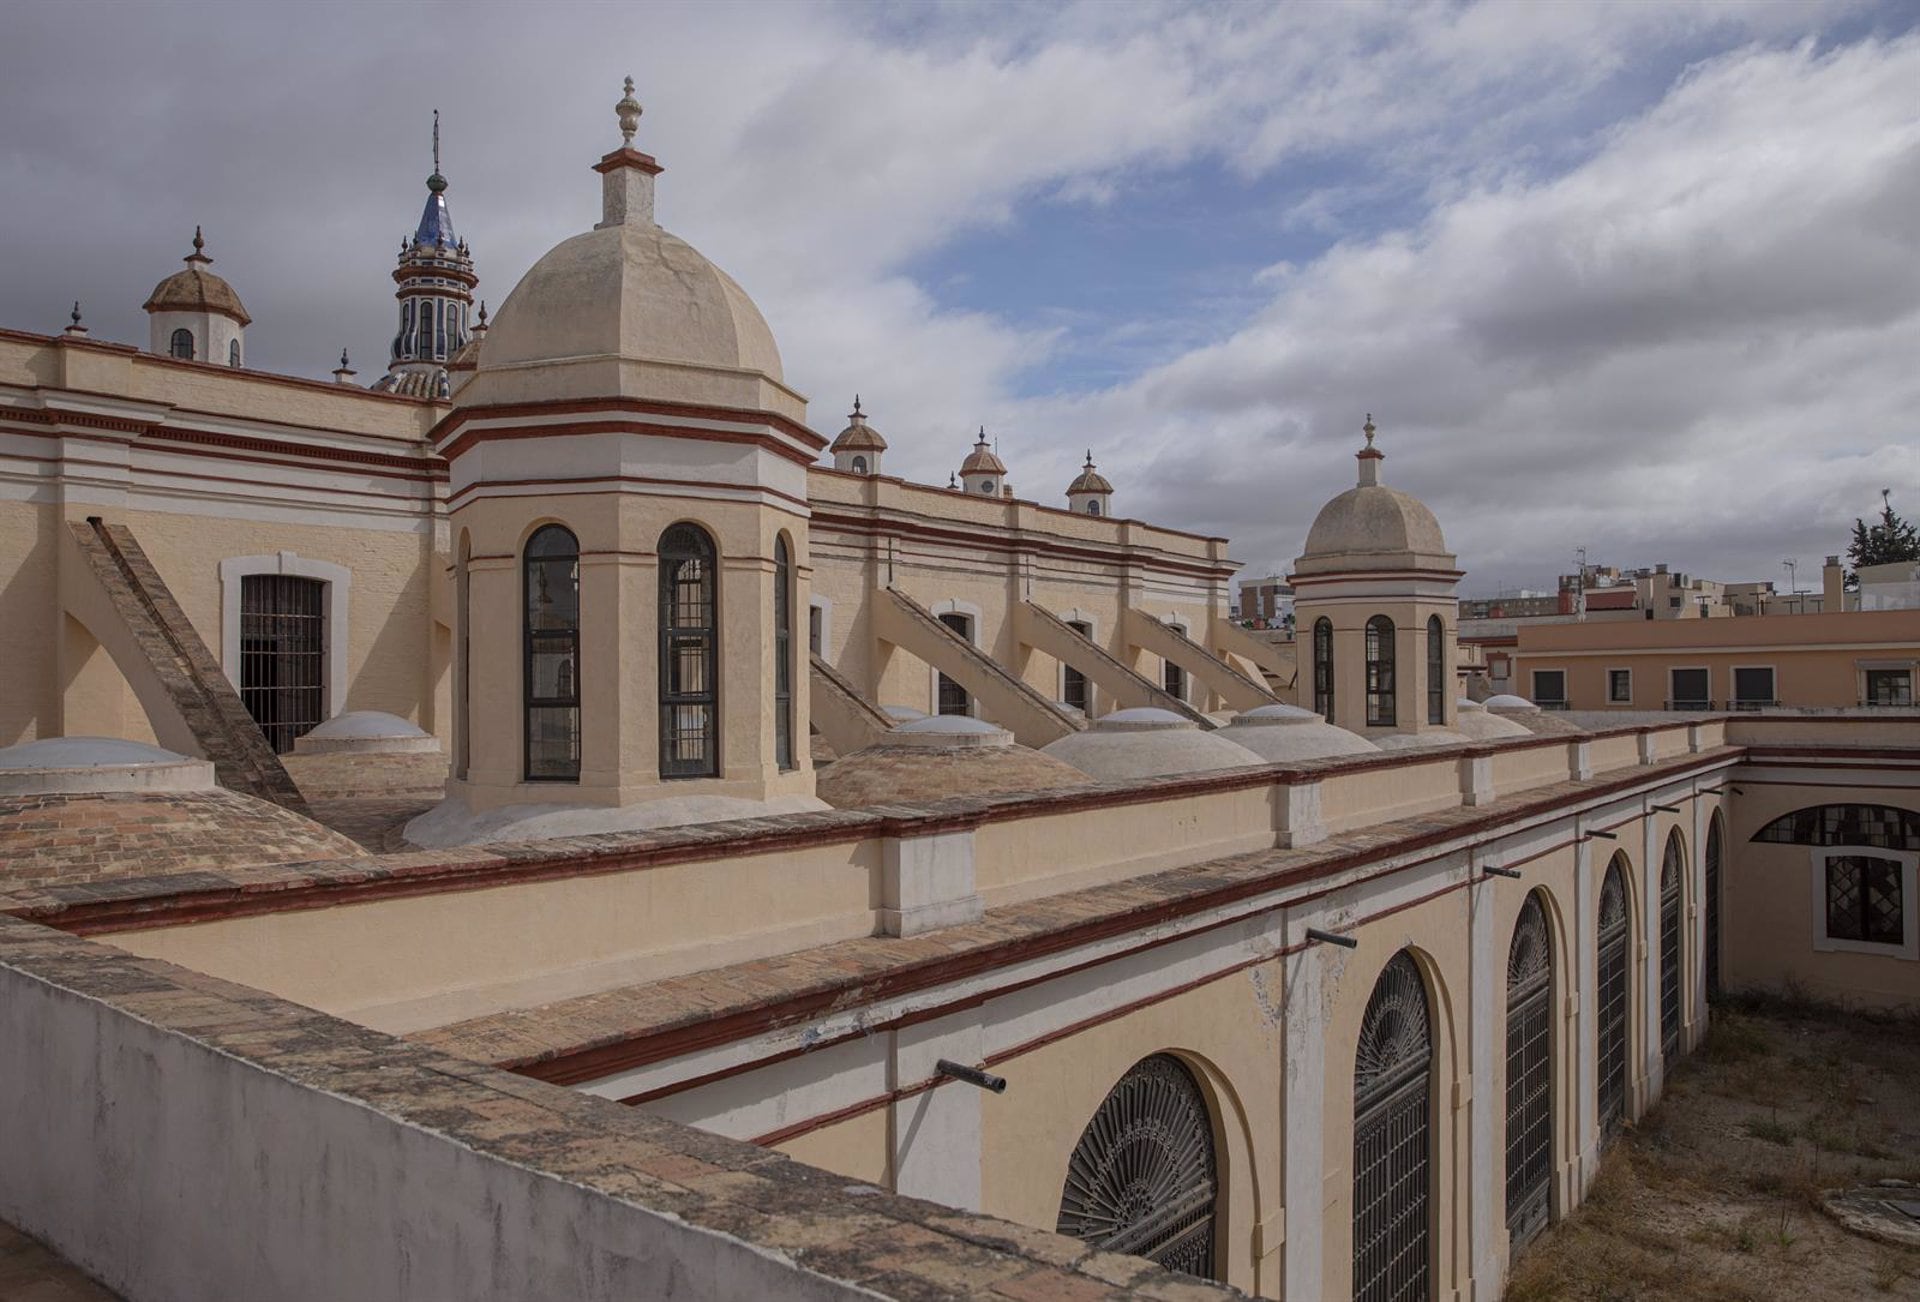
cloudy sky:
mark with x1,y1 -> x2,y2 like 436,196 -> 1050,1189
3,1 -> 1916,593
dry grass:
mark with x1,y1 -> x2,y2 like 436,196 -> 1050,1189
1505,993 -> 1920,1301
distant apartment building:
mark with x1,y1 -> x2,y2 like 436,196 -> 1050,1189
1236,574 -> 1293,627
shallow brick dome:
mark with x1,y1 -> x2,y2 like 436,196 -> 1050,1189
817,720 -> 1093,809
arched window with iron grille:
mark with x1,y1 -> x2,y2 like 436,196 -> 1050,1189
1353,950 -> 1432,1302
1426,616 -> 1445,725
1597,856 -> 1632,1141
660,523 -> 719,778
1365,615 -> 1396,727
1313,617 -> 1335,720
1505,894 -> 1553,1248
1705,815 -> 1724,999
1660,830 -> 1685,1063
523,524 -> 581,781
1056,1054 -> 1218,1280
773,534 -> 794,771
169,328 -> 194,360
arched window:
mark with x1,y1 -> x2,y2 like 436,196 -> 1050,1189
1660,831 -> 1684,1062
523,524 -> 581,781
660,523 -> 719,778
850,455 -> 868,475
1753,804 -> 1920,849
1506,894 -> 1553,1247
1597,855 -> 1631,1141
1086,500 -> 1101,516
773,535 -> 795,771
1057,1054 -> 1218,1280
1313,618 -> 1335,720
169,328 -> 194,360
228,339 -> 241,368
1365,615 -> 1396,727
1705,815 -> 1724,999
1426,615 -> 1445,725
1354,950 -> 1431,1302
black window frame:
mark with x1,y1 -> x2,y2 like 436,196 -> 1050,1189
1365,615 -> 1395,727
1732,666 -> 1776,709
1668,666 -> 1711,710
1864,668 -> 1912,706
659,522 -> 720,780
1313,617 -> 1335,720
1426,615 -> 1445,725
1531,669 -> 1566,706
1824,854 -> 1904,946
523,523 -> 582,782
1607,668 -> 1632,704
774,534 -> 795,772
169,327 -> 194,360
1062,620 -> 1092,715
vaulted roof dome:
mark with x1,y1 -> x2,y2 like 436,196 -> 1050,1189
1067,451 -> 1113,495
143,228 -> 251,326
831,397 -> 887,452
961,429 -> 1007,475
1296,416 -> 1453,574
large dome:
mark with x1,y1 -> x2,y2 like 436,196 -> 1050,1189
481,222 -> 782,382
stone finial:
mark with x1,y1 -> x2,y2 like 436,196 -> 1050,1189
1363,413 -> 1376,449
187,226 -> 211,266
63,301 -> 88,337
332,348 -> 357,384
616,76 -> 642,146
475,300 -> 489,331
852,394 -> 863,417
1357,412 -> 1383,486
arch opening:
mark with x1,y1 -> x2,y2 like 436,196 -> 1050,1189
1353,949 -> 1432,1302
1597,854 -> 1632,1142
1505,893 -> 1553,1248
659,523 -> 719,779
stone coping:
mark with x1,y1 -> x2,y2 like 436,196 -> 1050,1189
0,916 -> 1242,1301
414,747 -> 1743,1083
0,721 -> 1725,934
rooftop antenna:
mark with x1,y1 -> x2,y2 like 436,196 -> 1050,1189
433,109 -> 440,174
1782,557 -> 1799,595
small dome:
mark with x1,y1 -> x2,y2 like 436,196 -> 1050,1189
143,229 -> 251,327
481,221 -> 782,382
293,711 -> 440,756
961,431 -> 1007,476
1483,695 -> 1538,713
1454,699 -> 1533,741
1302,484 -> 1447,558
883,705 -> 930,723
831,399 -> 887,453
1067,451 -> 1113,495
0,736 -> 211,796
817,731 -> 1091,809
1221,707 -> 1379,762
1042,712 -> 1265,781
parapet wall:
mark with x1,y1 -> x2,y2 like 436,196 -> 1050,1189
0,916 -> 1236,1302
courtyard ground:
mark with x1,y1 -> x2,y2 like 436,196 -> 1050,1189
1506,991 -> 1920,1301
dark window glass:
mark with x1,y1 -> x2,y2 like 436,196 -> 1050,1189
1669,667 -> 1710,709
1365,616 -> 1395,726
659,524 -> 719,778
169,328 -> 194,360
1825,855 -> 1903,945
1597,857 -> 1631,1141
808,604 -> 823,656
1313,618 -> 1334,720
937,612 -> 972,715
1087,500 -> 1101,516
1753,804 -> 1920,851
1164,649 -> 1186,704
1063,620 -> 1091,714
1426,615 -> 1445,725
1608,669 -> 1631,703
1705,817 -> 1723,999
240,574 -> 326,754
850,455 -> 867,475
1660,832 -> 1683,1062
1532,670 -> 1566,705
524,524 -> 581,780
1864,668 -> 1913,705
228,339 -> 240,367
1732,667 -> 1775,706
774,536 -> 794,771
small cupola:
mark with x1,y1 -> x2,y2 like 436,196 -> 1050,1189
960,427 -> 1008,497
1066,450 -> 1114,517
143,227 -> 251,367
829,395 -> 887,475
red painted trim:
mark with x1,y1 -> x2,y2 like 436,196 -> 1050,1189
809,510 -> 1236,582
448,472 -> 810,512
437,396 -> 826,460
807,465 -> 1231,545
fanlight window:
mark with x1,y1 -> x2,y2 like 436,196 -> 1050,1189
1086,500 -> 1101,516
1596,856 -> 1631,1141
1754,804 -> 1920,851
1353,950 -> 1431,1302
659,523 -> 719,779
523,524 -> 581,781
1506,894 -> 1553,1248
1365,615 -> 1396,727
1056,1054 -> 1218,1279
1313,617 -> 1335,720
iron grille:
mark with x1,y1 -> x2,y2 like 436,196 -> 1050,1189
1426,616 -> 1445,725
1597,860 -> 1630,1141
1660,835 -> 1683,1062
1056,1054 -> 1218,1280
774,538 -> 794,771
239,574 -> 326,754
1825,855 -> 1904,945
659,524 -> 718,779
523,525 -> 581,781
1705,820 -> 1723,999
1505,895 -> 1553,1248
1354,951 -> 1431,1302
1314,618 -> 1335,719
936,612 -> 971,716
1063,621 -> 1092,714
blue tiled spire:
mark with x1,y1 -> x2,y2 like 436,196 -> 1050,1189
412,110 -> 457,248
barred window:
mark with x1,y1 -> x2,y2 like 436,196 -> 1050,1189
660,524 -> 720,778
1313,618 -> 1334,720
1365,615 -> 1396,727
774,535 -> 794,771
524,524 -> 581,781
169,328 -> 194,360
1426,615 -> 1445,725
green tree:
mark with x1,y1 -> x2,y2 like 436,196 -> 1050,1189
1847,489 -> 1920,585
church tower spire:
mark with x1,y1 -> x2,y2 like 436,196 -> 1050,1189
373,110 -> 478,399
